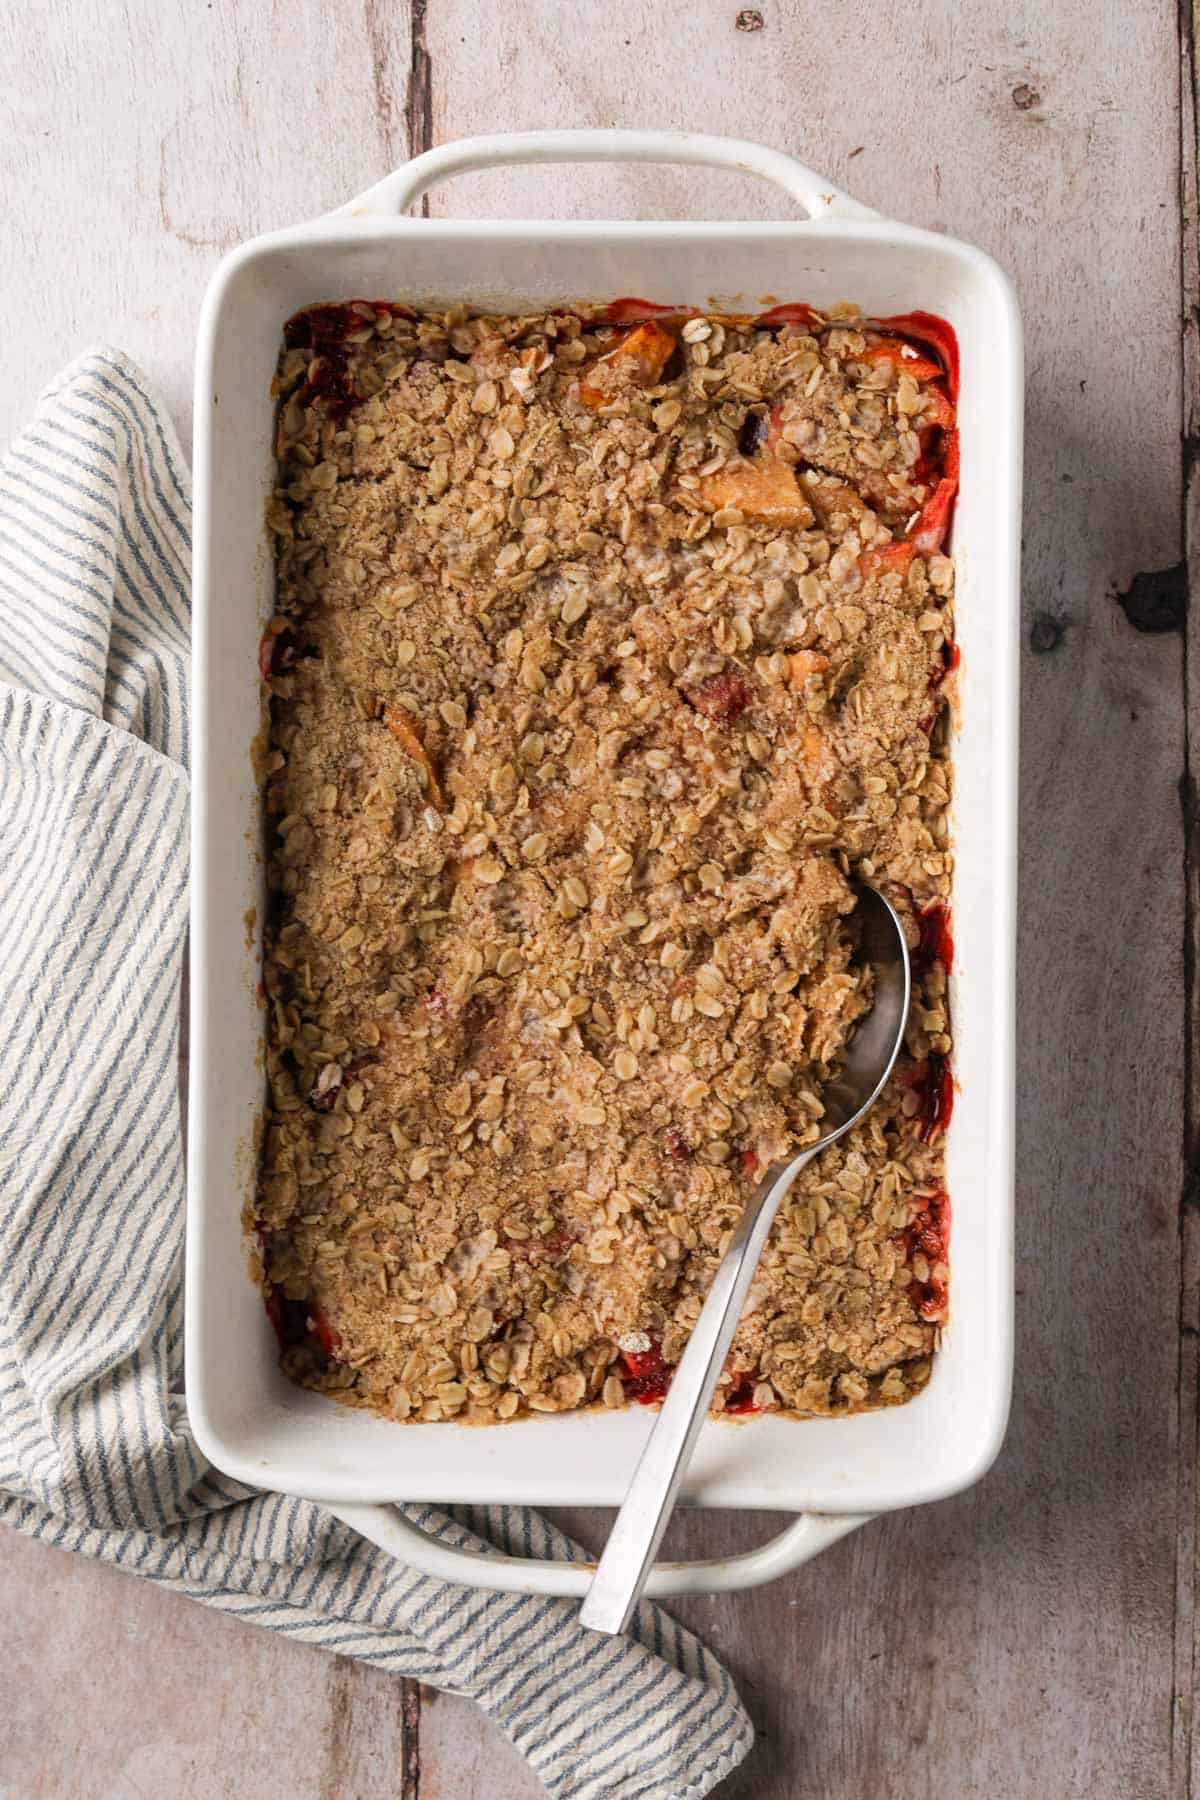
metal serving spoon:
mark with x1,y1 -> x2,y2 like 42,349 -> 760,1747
579,883 -> 911,1636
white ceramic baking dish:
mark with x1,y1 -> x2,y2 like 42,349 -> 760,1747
187,130 -> 1020,1598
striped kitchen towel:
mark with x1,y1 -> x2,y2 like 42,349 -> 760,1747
0,349 -> 753,1800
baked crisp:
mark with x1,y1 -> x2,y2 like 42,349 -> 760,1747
253,298 -> 957,1425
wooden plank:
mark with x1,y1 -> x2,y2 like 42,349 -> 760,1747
1177,5 -> 1199,1796
420,2 -> 1190,1796
5,1529 -> 411,1798
0,0 -> 413,452
418,1689 -> 542,1800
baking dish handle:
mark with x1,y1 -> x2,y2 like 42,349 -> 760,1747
327,1501 -> 871,1599
337,129 -> 878,223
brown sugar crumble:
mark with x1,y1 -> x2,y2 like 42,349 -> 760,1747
252,298 -> 957,1426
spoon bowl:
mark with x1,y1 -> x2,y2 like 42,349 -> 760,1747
579,883 -> 912,1636
804,883 -> 912,1137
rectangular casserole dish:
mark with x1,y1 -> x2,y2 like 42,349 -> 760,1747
187,129 -> 1021,1599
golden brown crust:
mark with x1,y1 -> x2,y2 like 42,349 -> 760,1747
254,302 -> 954,1425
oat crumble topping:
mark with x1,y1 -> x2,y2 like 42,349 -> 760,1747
253,298 -> 956,1426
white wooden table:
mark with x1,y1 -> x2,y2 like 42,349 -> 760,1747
3,3 -> 1198,1794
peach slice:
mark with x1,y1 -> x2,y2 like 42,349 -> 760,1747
579,322 -> 675,408
788,650 -> 831,689
694,458 -> 813,527
383,702 -> 445,809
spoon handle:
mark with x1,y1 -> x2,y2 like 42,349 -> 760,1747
579,1147 -> 819,1636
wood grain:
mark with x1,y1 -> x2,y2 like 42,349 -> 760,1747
4,1527 -> 410,1800
1178,4 -> 1199,1796
0,1 -> 1195,1797
0,0 -> 413,449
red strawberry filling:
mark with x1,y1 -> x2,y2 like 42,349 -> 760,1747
895,1189 -> 951,1324
904,1054 -> 954,1143
264,1288 -> 341,1360
619,1336 -> 673,1404
283,300 -> 412,422
259,626 -> 299,679
927,641 -> 961,693
869,311 -> 960,402
599,297 -> 685,324
502,1229 -> 574,1261
683,672 -> 753,724
858,541 -> 916,580
723,1369 -> 761,1414
907,429 -> 960,555
913,900 -> 954,979
909,1276 -> 949,1321
752,302 -> 821,331
860,332 -> 943,382
898,1188 -> 951,1263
